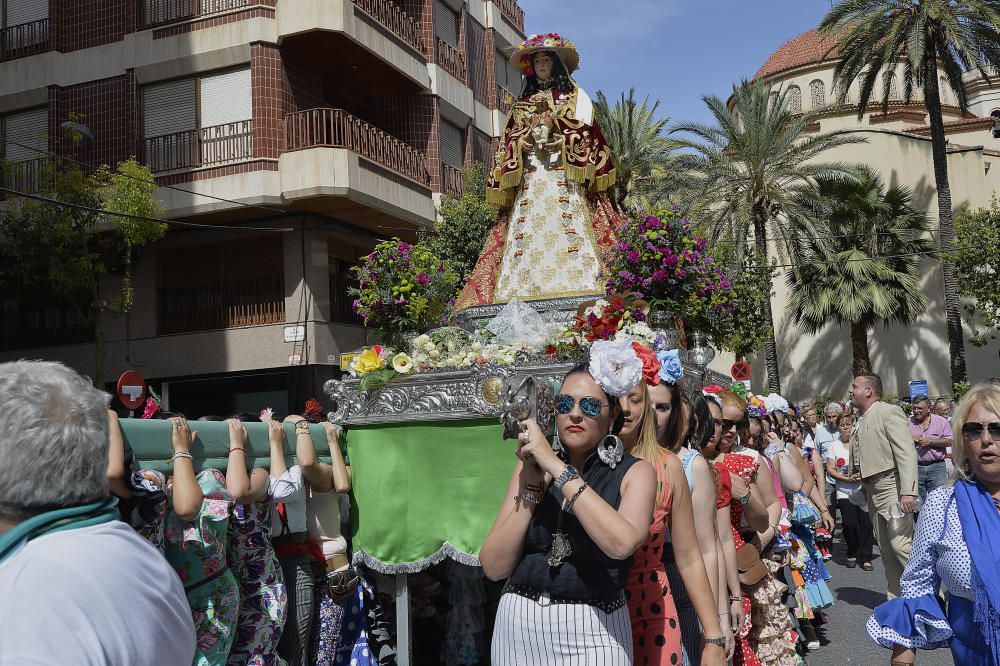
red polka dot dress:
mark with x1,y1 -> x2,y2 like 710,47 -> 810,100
716,453 -> 763,666
626,449 -> 683,666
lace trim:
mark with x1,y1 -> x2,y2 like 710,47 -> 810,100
352,543 -> 480,574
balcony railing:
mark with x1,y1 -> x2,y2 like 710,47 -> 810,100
0,18 -> 49,61
159,274 -> 285,335
351,0 -> 423,54
284,108 -> 430,187
0,303 -> 94,351
0,157 -> 47,197
435,38 -> 467,82
442,162 -> 464,199
496,84 -> 515,114
140,0 -> 253,28
143,120 -> 254,173
492,0 -> 524,32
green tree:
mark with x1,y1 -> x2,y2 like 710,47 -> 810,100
0,155 -> 165,386
954,201 -> 1000,346
709,244 -> 776,361
593,88 -> 682,212
671,79 -> 864,392
420,162 -> 498,280
819,0 -> 1000,385
786,167 -> 933,375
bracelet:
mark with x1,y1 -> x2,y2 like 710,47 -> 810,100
170,451 -> 193,463
563,481 -> 589,514
729,595 -> 741,603
736,487 -> 751,505
514,492 -> 542,505
293,420 -> 309,430
229,447 -> 247,455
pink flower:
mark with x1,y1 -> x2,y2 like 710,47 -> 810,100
414,273 -> 430,285
626,250 -> 640,263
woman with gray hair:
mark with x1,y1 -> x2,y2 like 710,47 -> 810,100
0,360 -> 195,664
868,381 -> 1000,664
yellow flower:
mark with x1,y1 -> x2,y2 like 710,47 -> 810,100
392,352 -> 414,374
355,347 -> 385,374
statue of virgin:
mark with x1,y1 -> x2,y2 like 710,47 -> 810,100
455,33 -> 621,309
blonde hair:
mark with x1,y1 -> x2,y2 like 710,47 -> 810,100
950,382 -> 1000,483
719,389 -> 747,413
624,385 -> 663,465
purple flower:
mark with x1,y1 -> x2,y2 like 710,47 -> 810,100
351,299 -> 361,310
618,241 -> 631,252
720,280 -> 731,289
662,253 -> 679,269
626,250 -> 640,263
676,269 -> 686,280
394,298 -> 409,305
415,273 -> 430,285
633,309 -> 646,321
652,268 -> 668,282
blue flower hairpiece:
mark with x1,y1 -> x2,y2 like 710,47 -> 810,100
655,349 -> 683,385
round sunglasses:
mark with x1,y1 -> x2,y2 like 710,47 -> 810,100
554,394 -> 605,418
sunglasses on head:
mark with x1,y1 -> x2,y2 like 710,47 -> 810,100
554,394 -> 605,418
961,421 -> 1000,440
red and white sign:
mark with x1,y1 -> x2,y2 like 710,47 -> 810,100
116,370 -> 146,410
731,361 -> 751,381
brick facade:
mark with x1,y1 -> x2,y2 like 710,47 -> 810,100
48,72 -> 138,168
251,42 -> 284,159
52,0 -> 136,53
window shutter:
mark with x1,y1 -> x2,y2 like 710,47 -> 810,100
439,120 -> 464,167
3,108 -> 47,161
199,68 -> 252,128
6,0 -> 48,26
143,78 -> 197,137
434,0 -> 458,46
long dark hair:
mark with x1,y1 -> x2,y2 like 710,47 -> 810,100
654,383 -> 684,451
685,393 -> 716,451
520,50 -> 575,98
562,363 -> 625,434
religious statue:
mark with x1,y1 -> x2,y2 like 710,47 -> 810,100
455,33 -> 621,309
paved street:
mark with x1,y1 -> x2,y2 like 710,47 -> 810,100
803,525 -> 951,665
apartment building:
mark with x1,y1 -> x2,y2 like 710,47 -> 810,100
0,0 -> 526,414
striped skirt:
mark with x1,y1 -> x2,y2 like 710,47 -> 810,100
490,591 -> 633,665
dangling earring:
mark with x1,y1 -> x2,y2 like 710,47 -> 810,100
551,431 -> 565,458
598,430 -> 624,469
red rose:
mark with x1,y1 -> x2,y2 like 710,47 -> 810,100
836,458 -> 846,468
632,342 -> 661,386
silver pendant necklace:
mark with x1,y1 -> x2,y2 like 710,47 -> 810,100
547,498 -> 574,567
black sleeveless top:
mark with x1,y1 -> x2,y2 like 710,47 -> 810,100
508,451 -> 641,598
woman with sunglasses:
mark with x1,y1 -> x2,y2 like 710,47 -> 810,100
868,382 -> 1000,665
713,391 -> 801,666
620,361 -> 727,666
482,350 -> 657,665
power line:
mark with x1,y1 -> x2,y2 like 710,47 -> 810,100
2,137 -> 289,215
724,239 -> 993,271
0,186 -> 294,232
710,229 -> 940,246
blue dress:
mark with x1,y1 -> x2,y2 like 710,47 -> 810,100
866,484 -> 992,664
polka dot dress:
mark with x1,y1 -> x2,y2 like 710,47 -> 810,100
626,450 -> 684,666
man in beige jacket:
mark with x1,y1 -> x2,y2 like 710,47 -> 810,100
849,373 -> 918,599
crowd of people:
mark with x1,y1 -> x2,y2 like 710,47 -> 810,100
2,355 -> 999,666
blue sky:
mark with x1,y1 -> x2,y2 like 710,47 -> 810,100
518,0 -> 832,126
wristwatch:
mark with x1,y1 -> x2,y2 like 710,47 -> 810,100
704,635 -> 726,647
553,465 -> 581,490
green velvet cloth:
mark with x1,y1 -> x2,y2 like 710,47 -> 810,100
347,418 -> 511,573
119,419 -> 337,474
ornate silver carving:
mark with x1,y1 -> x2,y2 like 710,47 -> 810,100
324,362 -> 575,425
453,294 -> 601,331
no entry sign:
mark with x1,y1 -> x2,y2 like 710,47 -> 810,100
731,361 -> 751,381
116,370 -> 146,410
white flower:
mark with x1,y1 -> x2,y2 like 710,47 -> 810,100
765,393 -> 790,414
391,352 -> 414,374
588,338 -> 643,396
619,321 -> 655,347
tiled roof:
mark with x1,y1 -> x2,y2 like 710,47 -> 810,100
754,29 -> 842,81
907,116 -> 995,136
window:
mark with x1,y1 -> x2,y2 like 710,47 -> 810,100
1,107 -> 47,194
158,239 -> 284,334
328,254 -> 364,326
439,119 -> 465,168
2,0 -> 48,55
939,76 -> 951,104
809,79 -> 825,108
787,86 -> 802,113
434,0 -> 459,47
142,68 -> 253,172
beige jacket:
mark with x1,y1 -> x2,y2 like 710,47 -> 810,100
850,400 -> 918,496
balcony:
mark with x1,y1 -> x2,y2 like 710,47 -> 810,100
441,162 -> 464,199
159,274 -> 285,335
140,0 -> 255,29
351,0 -> 422,54
435,38 -> 466,83
143,120 -> 254,174
285,108 -> 429,187
0,18 -> 48,62
0,157 -> 46,197
492,0 -> 524,32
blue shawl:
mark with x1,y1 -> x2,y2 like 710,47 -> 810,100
954,480 -> 1000,665
0,498 -> 118,564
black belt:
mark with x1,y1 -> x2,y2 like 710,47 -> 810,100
503,582 -> 626,613
184,565 -> 230,593
918,460 -> 945,466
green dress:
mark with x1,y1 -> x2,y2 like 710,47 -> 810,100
165,469 -> 240,665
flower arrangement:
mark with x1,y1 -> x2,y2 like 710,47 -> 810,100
350,239 -> 459,350
513,33 -> 577,75
412,328 -> 523,370
747,395 -> 769,419
570,295 -> 649,344
348,345 -> 416,393
605,209 -> 734,339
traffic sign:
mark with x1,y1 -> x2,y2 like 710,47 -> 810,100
731,361 -> 751,381
116,370 -> 146,410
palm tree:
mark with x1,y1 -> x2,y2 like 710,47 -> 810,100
786,167 -> 933,375
593,88 -> 681,212
672,79 -> 864,393
819,1 -> 1000,385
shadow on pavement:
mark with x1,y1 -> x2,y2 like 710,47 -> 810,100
835,586 -> 886,609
